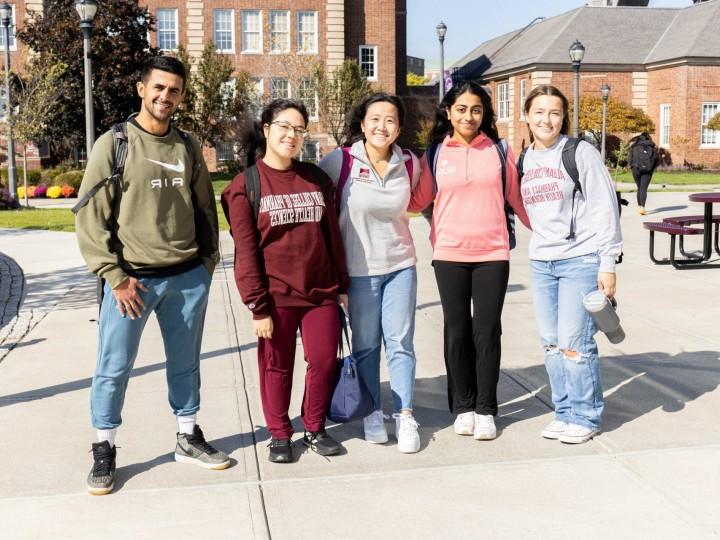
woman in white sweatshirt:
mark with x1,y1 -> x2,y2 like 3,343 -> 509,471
319,93 -> 425,454
518,85 -> 622,444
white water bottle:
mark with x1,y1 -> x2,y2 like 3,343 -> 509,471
583,290 -> 625,344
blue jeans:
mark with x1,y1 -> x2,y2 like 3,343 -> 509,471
531,255 -> 604,430
348,266 -> 417,412
90,264 -> 211,429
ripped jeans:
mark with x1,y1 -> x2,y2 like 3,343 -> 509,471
531,255 -> 604,430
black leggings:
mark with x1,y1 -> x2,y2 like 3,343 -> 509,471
632,169 -> 652,207
433,260 -> 509,416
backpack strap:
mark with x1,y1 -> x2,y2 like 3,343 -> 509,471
494,139 -> 517,250
494,139 -> 508,196
243,164 -> 261,220
335,147 -> 353,210
517,146 -> 528,180
71,122 -> 128,215
306,162 -> 328,191
561,137 -> 582,240
401,148 -> 414,187
173,126 -> 199,175
420,143 -> 441,223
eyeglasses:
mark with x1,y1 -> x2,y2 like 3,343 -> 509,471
269,121 -> 309,138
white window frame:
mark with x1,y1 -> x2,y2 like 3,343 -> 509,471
248,78 -> 264,119
296,11 -> 318,54
0,4 -> 16,50
269,10 -> 290,54
497,82 -> 510,121
301,141 -> 320,164
519,79 -> 527,120
297,78 -> 319,121
215,141 -> 236,162
241,10 -> 262,54
700,103 -> 720,147
156,8 -> 179,51
270,78 -> 290,100
660,104 -> 671,148
359,45 -> 378,81
213,9 -> 235,53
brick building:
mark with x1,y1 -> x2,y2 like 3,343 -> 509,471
450,0 -> 720,168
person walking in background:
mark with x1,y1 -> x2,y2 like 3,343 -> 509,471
75,56 -> 228,496
628,132 -> 659,215
221,99 -> 349,464
519,85 -> 622,444
319,93 -> 423,454
411,81 -> 530,442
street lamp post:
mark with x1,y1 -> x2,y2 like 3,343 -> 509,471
75,0 -> 98,160
601,83 -> 610,162
0,2 -> 17,202
568,39 -> 585,138
436,21 -> 447,103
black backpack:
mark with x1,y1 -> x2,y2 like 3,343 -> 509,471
633,142 -> 657,174
421,139 -> 517,250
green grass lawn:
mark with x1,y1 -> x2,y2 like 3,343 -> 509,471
211,171 -> 235,197
0,203 -> 230,232
612,170 -> 720,185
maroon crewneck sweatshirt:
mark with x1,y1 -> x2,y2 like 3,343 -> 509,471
221,158 -> 349,320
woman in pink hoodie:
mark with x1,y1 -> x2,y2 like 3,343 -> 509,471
413,81 -> 529,441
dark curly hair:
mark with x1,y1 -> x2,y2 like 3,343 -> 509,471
429,80 -> 499,145
241,99 -> 309,167
343,92 -> 406,147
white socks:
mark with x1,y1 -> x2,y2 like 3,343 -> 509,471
177,414 -> 197,435
96,428 -> 117,448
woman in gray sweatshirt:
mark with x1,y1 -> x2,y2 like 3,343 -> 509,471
319,93 -> 426,453
519,85 -> 622,444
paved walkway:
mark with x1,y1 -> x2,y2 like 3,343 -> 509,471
0,192 -> 718,539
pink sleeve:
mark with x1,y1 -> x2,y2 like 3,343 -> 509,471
504,146 -> 531,230
408,152 -> 436,213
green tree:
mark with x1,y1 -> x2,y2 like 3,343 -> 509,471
313,59 -> 373,146
407,72 -> 428,86
578,95 -> 655,147
18,0 -> 157,158
707,111 -> 720,131
173,44 -> 253,149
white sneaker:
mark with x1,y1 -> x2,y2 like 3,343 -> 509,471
363,410 -> 388,444
393,413 -> 420,454
558,423 -> 599,444
453,412 -> 475,436
473,413 -> 497,440
541,420 -> 569,440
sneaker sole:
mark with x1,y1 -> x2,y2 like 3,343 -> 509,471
454,427 -> 474,436
174,453 -> 231,470
302,440 -> 341,456
268,453 -> 293,463
87,483 -> 114,496
541,430 -> 563,440
473,431 -> 497,441
365,433 -> 389,444
397,440 -> 420,453
559,431 -> 599,444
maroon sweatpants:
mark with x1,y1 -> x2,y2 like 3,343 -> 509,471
257,303 -> 339,439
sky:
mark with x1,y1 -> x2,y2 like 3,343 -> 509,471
407,0 -> 694,68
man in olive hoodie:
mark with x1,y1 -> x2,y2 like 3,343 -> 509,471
76,56 -> 228,495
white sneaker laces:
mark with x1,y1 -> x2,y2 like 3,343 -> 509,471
393,413 -> 419,434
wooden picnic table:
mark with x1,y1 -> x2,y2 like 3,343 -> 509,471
688,192 -> 720,261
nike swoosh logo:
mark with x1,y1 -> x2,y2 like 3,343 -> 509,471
145,158 -> 185,173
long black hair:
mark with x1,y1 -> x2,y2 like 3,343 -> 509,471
343,92 -> 406,147
523,85 -> 569,142
429,80 -> 499,145
242,99 -> 309,167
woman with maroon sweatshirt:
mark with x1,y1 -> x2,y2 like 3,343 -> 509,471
221,99 -> 349,463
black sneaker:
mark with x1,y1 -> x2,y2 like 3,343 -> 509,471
267,438 -> 293,463
302,429 -> 341,456
87,441 -> 116,495
175,425 -> 231,470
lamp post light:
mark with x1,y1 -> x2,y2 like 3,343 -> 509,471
601,83 -> 610,162
76,0 -> 98,160
569,39 -> 585,138
436,21 -> 447,103
0,2 -> 17,202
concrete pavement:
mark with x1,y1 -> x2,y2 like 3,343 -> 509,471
0,191 -> 719,539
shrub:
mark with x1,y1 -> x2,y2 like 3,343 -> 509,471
0,167 -> 43,185
17,186 -> 25,199
42,168 -> 64,184
26,186 -> 36,198
47,185 -> 63,199
61,184 -> 76,198
0,186 -> 19,209
34,183 -> 49,198
55,170 -> 84,191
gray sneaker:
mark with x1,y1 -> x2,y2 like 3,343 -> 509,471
175,425 -> 230,470
87,441 -> 116,495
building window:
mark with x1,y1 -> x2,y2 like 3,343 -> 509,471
359,46 -> 377,80
301,141 -> 320,164
297,78 -> 318,121
213,9 -> 234,53
297,11 -> 318,54
241,10 -> 262,53
497,83 -> 509,120
270,10 -> 290,53
248,78 -> 264,118
0,4 -> 15,49
701,103 -> 720,146
660,104 -> 671,147
519,79 -> 527,120
156,8 -> 178,51
271,78 -> 290,100
216,142 -> 236,162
